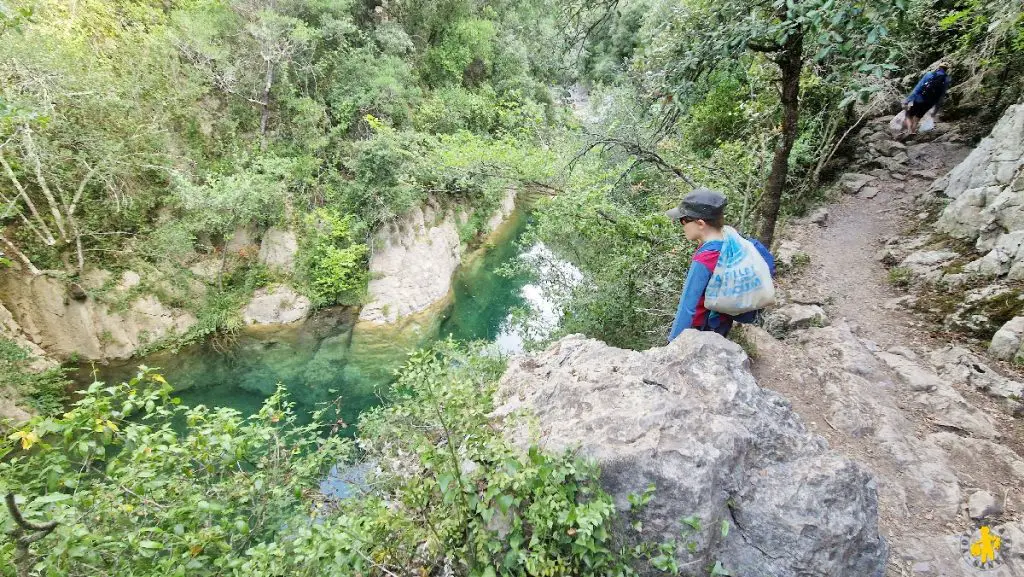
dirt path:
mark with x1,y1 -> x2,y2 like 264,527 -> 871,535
746,117 -> 1024,577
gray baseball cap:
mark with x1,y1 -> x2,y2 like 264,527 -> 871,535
665,187 -> 727,221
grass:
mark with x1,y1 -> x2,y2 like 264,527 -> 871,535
888,267 -> 912,288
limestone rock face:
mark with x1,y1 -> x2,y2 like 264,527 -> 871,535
936,105 -> 1024,280
359,194 -> 519,325
257,227 -> 299,273
485,189 -> 517,235
242,285 -> 311,325
358,200 -> 462,324
494,333 -> 886,577
0,272 -> 196,361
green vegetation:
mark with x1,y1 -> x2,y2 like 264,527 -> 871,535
0,0 -> 567,339
3,0 -> 1024,574
517,0 -> 1024,351
0,338 -> 68,415
1,342 -> 703,576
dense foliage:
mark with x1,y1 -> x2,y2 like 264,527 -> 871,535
0,0 -> 568,343
518,0 -> 1024,350
3,0 -> 1023,575
1,342 -> 695,576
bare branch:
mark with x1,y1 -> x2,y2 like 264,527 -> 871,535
69,160 -> 101,215
21,128 -> 68,240
0,148 -> 56,246
0,236 -> 41,275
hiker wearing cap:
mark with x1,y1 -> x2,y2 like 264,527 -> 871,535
902,62 -> 951,136
666,188 -> 775,341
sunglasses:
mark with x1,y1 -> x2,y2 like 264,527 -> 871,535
679,216 -> 699,224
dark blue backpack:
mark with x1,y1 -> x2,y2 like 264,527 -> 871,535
919,71 -> 947,104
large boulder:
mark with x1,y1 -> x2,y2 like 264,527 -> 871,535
494,333 -> 886,577
840,172 -> 878,194
989,316 -> 1024,363
936,104 -> 1024,201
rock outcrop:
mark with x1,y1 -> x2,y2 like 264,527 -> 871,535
990,316 -> 1024,362
359,191 -> 517,325
0,272 -> 196,360
936,104 -> 1024,278
257,227 -> 299,273
242,285 -> 311,325
494,333 -> 886,577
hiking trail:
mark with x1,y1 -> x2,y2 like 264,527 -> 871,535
746,115 -> 1024,577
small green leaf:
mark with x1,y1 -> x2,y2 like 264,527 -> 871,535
682,515 -> 701,531
438,473 -> 454,495
711,560 -> 732,576
496,494 -> 514,514
721,520 -> 730,538
33,492 -> 72,505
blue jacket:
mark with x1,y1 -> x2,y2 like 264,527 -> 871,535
907,70 -> 950,105
668,237 -> 775,342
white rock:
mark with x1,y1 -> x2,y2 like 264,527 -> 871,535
359,201 -> 462,324
119,270 -> 142,290
495,333 -> 886,577
769,304 -> 829,333
989,316 -> 1024,362
967,490 -> 1003,520
242,285 -> 311,325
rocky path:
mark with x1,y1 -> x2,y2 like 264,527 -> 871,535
746,116 -> 1024,576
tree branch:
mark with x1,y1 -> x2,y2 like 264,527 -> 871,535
5,493 -> 58,577
1,236 -> 42,275
574,135 -> 698,187
21,128 -> 68,240
0,148 -> 56,246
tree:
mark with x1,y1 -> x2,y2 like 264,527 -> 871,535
643,0 -> 903,247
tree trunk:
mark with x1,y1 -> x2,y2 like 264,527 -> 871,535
259,61 -> 275,150
757,33 -> 803,248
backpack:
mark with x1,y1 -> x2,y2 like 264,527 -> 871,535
919,71 -> 946,103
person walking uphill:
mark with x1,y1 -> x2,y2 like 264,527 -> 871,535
902,62 -> 951,136
666,188 -> 775,341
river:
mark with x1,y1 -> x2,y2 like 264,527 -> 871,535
71,207 -> 579,432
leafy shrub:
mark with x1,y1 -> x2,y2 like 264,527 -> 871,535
1,341 -> 683,576
682,74 -> 748,155
298,209 -> 369,307
334,119 -> 426,228
414,85 -> 498,134
0,374 -> 351,576
421,18 -> 497,87
325,50 -> 421,132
